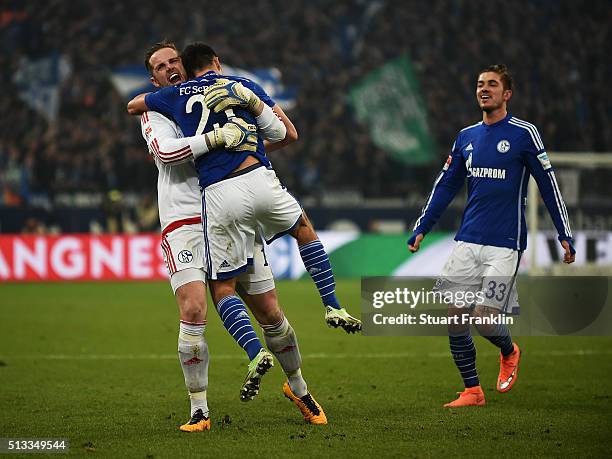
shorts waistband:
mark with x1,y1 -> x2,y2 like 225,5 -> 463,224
224,163 -> 264,181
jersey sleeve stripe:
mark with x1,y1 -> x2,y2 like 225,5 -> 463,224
509,118 -> 544,151
414,171 -> 444,230
149,138 -> 160,155
509,120 -> 542,151
459,121 -> 482,132
516,167 -> 527,250
152,138 -> 191,156
550,171 -> 573,237
148,136 -> 161,156
511,117 -> 545,149
510,117 -> 545,149
548,173 -> 572,237
151,138 -> 192,162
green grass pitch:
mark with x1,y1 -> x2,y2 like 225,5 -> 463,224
1,280 -> 611,457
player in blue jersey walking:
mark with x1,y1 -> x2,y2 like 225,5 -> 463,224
407,65 -> 575,407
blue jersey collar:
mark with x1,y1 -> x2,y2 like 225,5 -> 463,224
484,112 -> 511,128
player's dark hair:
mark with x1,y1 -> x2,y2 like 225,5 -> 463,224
479,64 -> 513,91
181,42 -> 218,78
144,40 -> 178,73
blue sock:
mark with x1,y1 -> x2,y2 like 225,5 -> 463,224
449,332 -> 479,388
298,240 -> 340,309
482,323 -> 515,356
216,296 -> 263,360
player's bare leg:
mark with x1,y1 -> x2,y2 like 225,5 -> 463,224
241,287 -> 327,424
174,279 -> 211,431
210,279 -> 273,401
472,305 -> 521,393
289,211 -> 361,333
444,305 -> 485,408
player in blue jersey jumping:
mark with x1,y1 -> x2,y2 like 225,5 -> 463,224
130,44 -> 360,335
407,65 -> 575,407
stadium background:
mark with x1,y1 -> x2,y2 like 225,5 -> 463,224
1,1 -> 611,456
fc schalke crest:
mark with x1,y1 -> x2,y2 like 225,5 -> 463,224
497,140 -> 510,153
178,250 -> 193,263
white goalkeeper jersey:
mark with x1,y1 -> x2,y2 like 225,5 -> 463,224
139,111 -> 202,233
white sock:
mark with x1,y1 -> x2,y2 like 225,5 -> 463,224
287,369 -> 308,398
178,321 -> 209,417
262,316 -> 308,397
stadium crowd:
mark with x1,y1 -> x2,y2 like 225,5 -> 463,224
1,0 -> 609,220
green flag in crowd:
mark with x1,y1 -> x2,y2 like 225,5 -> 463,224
350,56 -> 436,165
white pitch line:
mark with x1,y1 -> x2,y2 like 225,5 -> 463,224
1,349 -> 611,361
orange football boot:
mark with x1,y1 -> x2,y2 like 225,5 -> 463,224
497,342 -> 521,393
283,382 -> 327,424
443,385 -> 486,407
179,409 -> 211,432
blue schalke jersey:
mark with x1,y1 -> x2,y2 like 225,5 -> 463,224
145,71 -> 274,187
414,113 -> 572,251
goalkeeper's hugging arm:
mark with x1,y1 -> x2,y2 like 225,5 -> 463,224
142,112 -> 257,166
141,111 -> 210,165
262,104 -> 297,153
203,79 -> 297,151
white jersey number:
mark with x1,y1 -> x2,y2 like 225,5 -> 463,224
186,95 -> 210,135
186,95 -> 234,135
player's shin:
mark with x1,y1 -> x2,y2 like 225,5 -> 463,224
216,295 -> 264,360
298,239 -> 341,309
178,321 -> 209,417
478,322 -> 514,355
262,316 -> 307,397
449,325 -> 480,388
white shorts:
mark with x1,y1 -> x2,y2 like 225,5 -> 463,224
162,221 -> 274,294
202,166 -> 302,280
236,233 -> 275,295
161,223 -> 206,277
436,241 -> 521,312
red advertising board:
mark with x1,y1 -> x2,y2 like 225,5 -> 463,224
0,234 -> 168,281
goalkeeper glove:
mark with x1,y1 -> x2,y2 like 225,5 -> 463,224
203,79 -> 261,113
204,117 -> 258,152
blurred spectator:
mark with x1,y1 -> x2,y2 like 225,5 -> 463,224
136,194 -> 160,232
21,217 -> 46,235
102,190 -> 130,233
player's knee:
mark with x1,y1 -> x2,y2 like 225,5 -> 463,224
176,291 -> 205,323
210,280 -> 237,305
257,295 -> 283,325
260,307 -> 283,327
471,304 -> 502,336
291,214 -> 317,244
447,305 -> 469,336
262,315 -> 293,338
